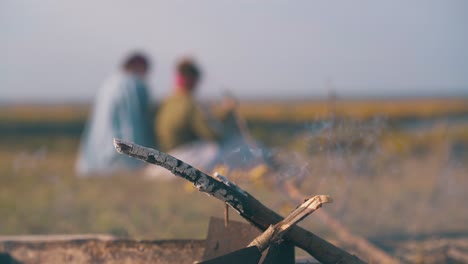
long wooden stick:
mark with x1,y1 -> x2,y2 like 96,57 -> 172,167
113,138 -> 364,264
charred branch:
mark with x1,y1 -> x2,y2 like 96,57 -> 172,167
113,138 -> 364,264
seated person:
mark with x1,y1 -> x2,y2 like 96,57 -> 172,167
149,58 -> 270,181
76,52 -> 155,176
156,58 -> 237,152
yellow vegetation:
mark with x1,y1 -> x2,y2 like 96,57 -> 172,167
237,98 -> 468,121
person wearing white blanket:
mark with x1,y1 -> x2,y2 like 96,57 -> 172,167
76,53 -> 155,176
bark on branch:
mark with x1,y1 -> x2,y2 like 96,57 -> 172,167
113,138 -> 364,264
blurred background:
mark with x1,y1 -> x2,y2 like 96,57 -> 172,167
1,0 -> 468,262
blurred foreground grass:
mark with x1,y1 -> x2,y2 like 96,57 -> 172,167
1,98 -> 467,243
0,136 -> 279,239
0,137 -> 237,239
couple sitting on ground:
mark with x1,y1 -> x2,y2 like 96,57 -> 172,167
76,53 -> 258,177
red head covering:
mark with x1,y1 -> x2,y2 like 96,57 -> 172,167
174,58 -> 201,93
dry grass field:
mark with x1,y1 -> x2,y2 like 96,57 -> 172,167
1,97 -> 467,261
1,97 -> 467,122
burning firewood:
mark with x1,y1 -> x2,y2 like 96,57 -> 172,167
199,195 -> 333,264
113,138 -> 364,264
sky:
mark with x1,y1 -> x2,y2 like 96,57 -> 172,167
1,0 -> 467,102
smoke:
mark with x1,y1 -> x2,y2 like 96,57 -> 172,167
244,115 -> 468,239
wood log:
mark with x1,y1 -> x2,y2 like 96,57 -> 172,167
113,138 -> 364,264
0,238 -> 205,264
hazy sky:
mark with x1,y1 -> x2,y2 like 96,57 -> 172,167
1,0 -> 467,102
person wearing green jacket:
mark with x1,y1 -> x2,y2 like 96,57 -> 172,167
156,58 -> 237,152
